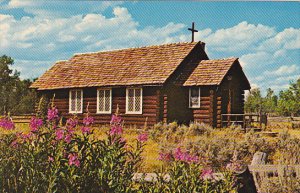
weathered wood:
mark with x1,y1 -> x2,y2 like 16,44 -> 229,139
251,152 -> 267,165
46,87 -> 161,127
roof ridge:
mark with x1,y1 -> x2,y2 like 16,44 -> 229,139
204,57 -> 238,61
73,41 -> 201,56
56,60 -> 68,63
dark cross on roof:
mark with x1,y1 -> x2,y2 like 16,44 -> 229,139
188,22 -> 198,42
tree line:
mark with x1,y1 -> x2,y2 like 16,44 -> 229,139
0,55 -> 37,115
245,78 -> 300,117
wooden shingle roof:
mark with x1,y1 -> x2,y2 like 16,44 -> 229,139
31,42 -> 201,90
183,58 -> 242,86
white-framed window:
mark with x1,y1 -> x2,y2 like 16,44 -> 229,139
189,87 -> 201,108
126,87 -> 143,114
97,88 -> 112,114
69,89 -> 83,113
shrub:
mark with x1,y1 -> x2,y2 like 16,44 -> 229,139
138,147 -> 238,192
188,122 -> 213,136
0,109 -> 144,192
0,109 -> 239,192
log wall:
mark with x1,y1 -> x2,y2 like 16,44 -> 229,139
191,87 -> 216,126
42,86 -> 161,127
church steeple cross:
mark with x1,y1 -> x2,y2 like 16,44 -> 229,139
188,22 -> 198,42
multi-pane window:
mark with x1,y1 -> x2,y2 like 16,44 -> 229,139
189,87 -> 200,108
97,88 -> 112,114
69,89 -> 83,113
126,88 -> 142,114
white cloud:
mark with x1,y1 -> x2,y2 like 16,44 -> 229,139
239,51 -> 275,67
0,6 -> 187,75
7,0 -> 38,8
258,28 -> 300,51
11,59 -> 53,79
4,1 -> 124,18
193,21 -> 276,53
264,64 -> 299,76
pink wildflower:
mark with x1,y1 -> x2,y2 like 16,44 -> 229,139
66,118 -> 78,129
10,140 -> 18,148
48,156 -> 54,162
29,117 -> 43,132
83,116 -> 94,126
0,118 -> 15,130
110,114 -> 122,125
110,125 -> 123,135
47,107 -> 59,121
119,137 -> 126,143
109,114 -> 123,135
68,153 -> 80,167
226,161 -> 243,172
137,133 -> 148,143
81,127 -> 91,134
173,148 -> 199,163
64,134 -> 72,143
55,129 -> 64,140
201,168 -> 214,180
174,148 -> 185,161
158,152 -> 172,162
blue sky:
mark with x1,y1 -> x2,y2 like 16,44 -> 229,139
0,1 -> 299,95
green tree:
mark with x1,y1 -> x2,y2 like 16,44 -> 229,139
263,88 -> 278,114
0,55 -> 37,115
245,88 -> 263,113
277,78 -> 300,117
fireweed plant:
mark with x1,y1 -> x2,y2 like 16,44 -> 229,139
0,108 -> 143,193
137,148 -> 237,193
0,107 -> 238,192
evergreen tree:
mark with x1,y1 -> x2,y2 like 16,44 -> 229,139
0,55 -> 37,115
245,88 -> 263,113
277,78 -> 300,117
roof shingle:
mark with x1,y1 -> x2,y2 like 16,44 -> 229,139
31,42 -> 200,90
183,58 -> 238,86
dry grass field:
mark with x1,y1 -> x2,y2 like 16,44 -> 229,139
9,117 -> 300,173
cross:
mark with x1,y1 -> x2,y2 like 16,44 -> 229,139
188,22 -> 198,42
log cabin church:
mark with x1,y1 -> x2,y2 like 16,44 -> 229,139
31,41 -> 251,128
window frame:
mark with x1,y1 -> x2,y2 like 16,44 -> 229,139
125,87 -> 143,114
69,89 -> 83,114
189,87 -> 201,108
96,88 -> 112,114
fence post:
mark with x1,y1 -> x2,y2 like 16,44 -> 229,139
250,152 -> 267,193
235,167 -> 257,193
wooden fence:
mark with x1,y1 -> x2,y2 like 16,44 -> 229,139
248,152 -> 300,193
221,114 -> 267,129
0,114 -> 33,124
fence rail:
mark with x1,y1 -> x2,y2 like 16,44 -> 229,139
221,114 -> 267,129
0,114 -> 33,124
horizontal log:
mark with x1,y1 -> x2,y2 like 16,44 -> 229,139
193,110 -> 210,114
193,106 -> 210,111
194,114 -> 210,119
200,97 -> 211,101
200,101 -> 211,106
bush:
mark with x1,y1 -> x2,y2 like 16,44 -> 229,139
0,110 -> 143,192
138,147 -> 238,192
0,109 -> 238,192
